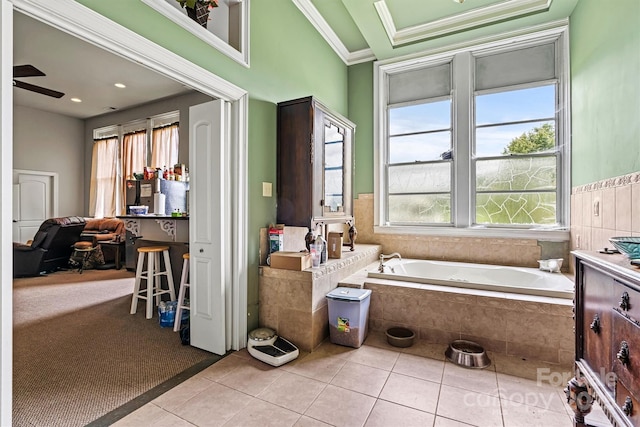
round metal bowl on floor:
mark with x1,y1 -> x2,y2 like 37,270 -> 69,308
385,327 -> 415,348
445,340 -> 491,369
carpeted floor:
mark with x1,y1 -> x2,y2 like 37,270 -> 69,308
13,268 -> 218,427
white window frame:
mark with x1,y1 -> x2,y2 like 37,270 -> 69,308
373,21 -> 571,240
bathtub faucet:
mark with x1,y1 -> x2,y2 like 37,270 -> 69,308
378,252 -> 402,273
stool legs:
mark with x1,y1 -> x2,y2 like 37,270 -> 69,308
130,247 -> 176,320
174,256 -> 190,331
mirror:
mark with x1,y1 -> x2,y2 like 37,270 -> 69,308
323,120 -> 345,214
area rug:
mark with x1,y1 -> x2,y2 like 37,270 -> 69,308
13,269 -> 217,427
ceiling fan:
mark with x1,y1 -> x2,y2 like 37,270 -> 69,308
13,64 -> 65,99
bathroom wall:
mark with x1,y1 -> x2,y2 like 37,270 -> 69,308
570,171 -> 640,253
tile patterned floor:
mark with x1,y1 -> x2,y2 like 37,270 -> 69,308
113,332 -> 612,427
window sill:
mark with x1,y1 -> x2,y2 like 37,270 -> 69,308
373,225 -> 570,241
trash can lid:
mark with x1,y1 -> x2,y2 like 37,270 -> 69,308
326,287 -> 372,301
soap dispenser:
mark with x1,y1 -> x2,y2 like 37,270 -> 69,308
315,233 -> 327,265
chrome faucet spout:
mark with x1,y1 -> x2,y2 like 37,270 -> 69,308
378,252 -> 402,273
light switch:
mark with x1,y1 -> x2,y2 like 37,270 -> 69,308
262,182 -> 272,197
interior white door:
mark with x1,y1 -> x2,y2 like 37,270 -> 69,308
189,99 -> 228,355
12,171 -> 56,243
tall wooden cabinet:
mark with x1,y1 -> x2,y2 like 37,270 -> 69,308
571,251 -> 640,426
276,97 -> 355,229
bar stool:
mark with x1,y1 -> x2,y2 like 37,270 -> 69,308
174,253 -> 190,331
130,246 -> 176,319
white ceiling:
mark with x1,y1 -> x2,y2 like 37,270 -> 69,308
13,12 -> 193,119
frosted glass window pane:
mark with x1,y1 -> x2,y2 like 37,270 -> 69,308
389,100 -> 451,134
389,63 -> 451,104
476,85 -> 555,125
476,157 -> 556,191
325,141 -> 343,168
389,163 -> 450,193
389,194 -> 451,224
476,121 -> 554,157
476,192 -> 557,225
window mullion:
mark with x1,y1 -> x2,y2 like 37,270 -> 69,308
452,52 -> 473,228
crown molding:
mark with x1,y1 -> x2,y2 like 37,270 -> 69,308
374,0 -> 553,46
293,0 -> 375,66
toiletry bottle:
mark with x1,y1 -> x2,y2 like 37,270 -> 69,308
315,234 -> 327,264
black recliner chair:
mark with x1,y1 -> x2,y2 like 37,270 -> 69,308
13,216 -> 86,277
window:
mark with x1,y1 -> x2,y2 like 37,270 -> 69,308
90,112 -> 179,217
375,25 -> 570,237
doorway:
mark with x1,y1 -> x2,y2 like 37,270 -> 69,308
1,0 -> 248,423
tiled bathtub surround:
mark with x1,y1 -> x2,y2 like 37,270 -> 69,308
354,194 -> 569,270
571,171 -> 640,253
342,265 -> 575,368
258,244 -> 380,352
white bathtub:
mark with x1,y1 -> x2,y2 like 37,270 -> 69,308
366,259 -> 574,299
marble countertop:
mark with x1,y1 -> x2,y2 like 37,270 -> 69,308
117,215 -> 189,220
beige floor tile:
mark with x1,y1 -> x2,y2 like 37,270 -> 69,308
346,344 -> 400,371
497,372 -> 568,414
364,399 -> 436,427
437,384 -> 503,427
224,398 -> 301,427
379,372 -> 440,413
172,381 -> 253,426
501,398 -> 573,427
313,339 -> 358,358
195,353 -> 249,382
442,362 -> 499,396
362,330 -> 402,351
294,415 -> 334,426
304,384 -> 376,427
112,403 -> 194,427
152,376 -> 215,412
330,361 -> 391,397
282,350 -> 347,383
257,371 -> 327,414
393,352 -> 445,383
403,340 -> 448,360
433,416 -> 475,426
217,357 -> 283,396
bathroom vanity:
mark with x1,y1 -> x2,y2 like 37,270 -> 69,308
276,96 -> 355,230
571,251 -> 640,426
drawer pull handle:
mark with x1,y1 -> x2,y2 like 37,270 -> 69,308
590,314 -> 600,334
620,292 -> 630,311
617,341 -> 630,366
622,396 -> 633,416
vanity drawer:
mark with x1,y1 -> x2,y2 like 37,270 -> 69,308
612,279 -> 640,322
616,381 -> 640,426
612,311 -> 640,400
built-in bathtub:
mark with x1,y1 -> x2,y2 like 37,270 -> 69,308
367,259 -> 574,299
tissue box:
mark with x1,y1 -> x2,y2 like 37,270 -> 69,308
328,232 -> 343,259
270,251 -> 312,271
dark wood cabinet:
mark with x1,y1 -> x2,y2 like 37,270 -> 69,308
276,97 -> 355,229
572,251 -> 640,426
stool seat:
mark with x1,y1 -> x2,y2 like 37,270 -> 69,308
74,241 -> 94,250
138,246 -> 170,253
174,252 -> 190,332
130,246 -> 176,319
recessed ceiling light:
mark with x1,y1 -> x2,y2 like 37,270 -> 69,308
70,98 -> 82,103
453,0 -> 465,3
114,83 -> 126,88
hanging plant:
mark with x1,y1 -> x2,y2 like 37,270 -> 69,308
176,0 -> 219,28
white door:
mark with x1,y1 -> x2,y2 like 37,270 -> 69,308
189,99 -> 228,355
12,170 -> 57,243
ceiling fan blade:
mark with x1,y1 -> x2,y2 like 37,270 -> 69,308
13,64 -> 46,78
13,80 -> 65,99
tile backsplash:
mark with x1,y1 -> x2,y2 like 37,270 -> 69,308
571,171 -> 640,253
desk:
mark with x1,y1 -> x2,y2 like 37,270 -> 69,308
99,240 -> 125,270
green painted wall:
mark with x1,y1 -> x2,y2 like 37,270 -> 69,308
75,0 -> 349,330
570,0 -> 640,186
348,62 -> 374,197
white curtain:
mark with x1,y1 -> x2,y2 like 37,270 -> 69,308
151,123 -> 179,170
89,137 -> 119,218
122,130 -> 147,181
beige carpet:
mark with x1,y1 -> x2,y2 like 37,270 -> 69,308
13,269 -> 217,427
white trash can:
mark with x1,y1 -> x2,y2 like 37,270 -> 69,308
326,287 -> 372,348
